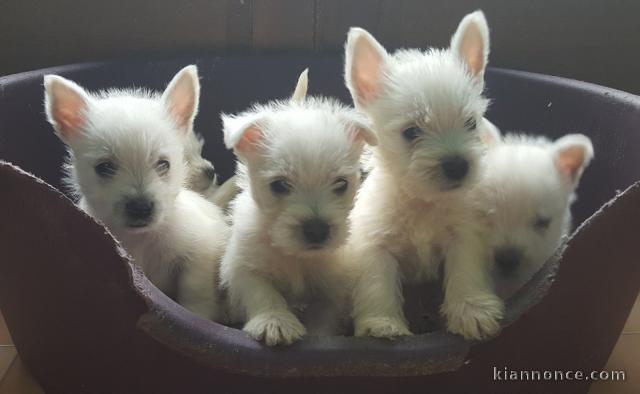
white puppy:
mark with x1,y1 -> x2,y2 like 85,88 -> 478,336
220,69 -> 377,345
344,11 -> 503,340
184,130 -> 218,194
184,132 -> 241,209
44,66 -> 229,321
475,125 -> 594,299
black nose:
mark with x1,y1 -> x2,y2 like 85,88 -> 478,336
125,198 -> 155,221
204,165 -> 216,182
441,155 -> 469,182
495,248 -> 523,275
302,219 -> 330,245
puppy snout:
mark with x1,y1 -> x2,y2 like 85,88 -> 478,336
494,247 -> 523,276
204,165 -> 216,182
440,155 -> 469,182
302,219 -> 330,246
125,197 -> 155,222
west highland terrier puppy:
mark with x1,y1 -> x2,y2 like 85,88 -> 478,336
184,131 -> 241,209
184,130 -> 218,194
344,11 -> 503,340
44,65 -> 229,320
220,69 -> 377,345
475,124 -> 594,299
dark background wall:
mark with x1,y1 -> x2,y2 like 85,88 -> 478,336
1,0 -> 639,94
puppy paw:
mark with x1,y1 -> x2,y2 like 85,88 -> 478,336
243,311 -> 306,346
443,294 -> 504,340
354,316 -> 411,338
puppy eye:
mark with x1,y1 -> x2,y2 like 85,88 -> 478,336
333,178 -> 348,195
533,216 -> 551,231
94,161 -> 117,178
155,159 -> 170,176
402,126 -> 421,141
465,117 -> 477,130
270,179 -> 292,196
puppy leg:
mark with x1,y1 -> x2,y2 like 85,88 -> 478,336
441,230 -> 504,340
177,257 -> 221,321
352,247 -> 411,338
232,269 -> 306,346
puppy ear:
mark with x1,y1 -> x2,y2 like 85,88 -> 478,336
478,118 -> 502,146
221,113 -> 265,159
344,113 -> 378,147
44,75 -> 91,142
290,68 -> 309,104
551,134 -> 594,187
162,65 -> 200,133
450,10 -> 490,82
345,27 -> 389,108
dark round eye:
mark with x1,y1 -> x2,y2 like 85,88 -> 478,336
270,179 -> 292,195
533,216 -> 551,231
402,126 -> 421,141
333,178 -> 348,194
155,159 -> 170,175
465,117 -> 477,130
94,161 -> 117,178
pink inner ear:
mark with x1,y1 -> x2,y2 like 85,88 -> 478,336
163,71 -> 198,132
352,39 -> 384,105
53,99 -> 86,139
555,146 -> 586,181
236,126 -> 263,154
459,25 -> 485,76
169,97 -> 194,130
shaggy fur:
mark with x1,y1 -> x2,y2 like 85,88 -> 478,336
44,66 -> 229,321
474,125 -> 594,298
344,11 -> 504,340
220,70 -> 377,345
184,130 -> 218,195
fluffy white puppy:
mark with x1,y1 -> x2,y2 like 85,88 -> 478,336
344,11 -> 503,340
44,66 -> 229,320
220,69 -> 377,345
184,130 -> 218,194
475,124 -> 594,298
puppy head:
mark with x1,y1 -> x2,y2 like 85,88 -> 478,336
223,71 -> 377,255
44,65 -> 200,233
478,132 -> 594,295
183,131 -> 217,193
345,11 -> 490,199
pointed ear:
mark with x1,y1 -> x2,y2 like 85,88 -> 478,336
290,68 -> 309,104
552,134 -> 594,187
345,27 -> 389,108
162,65 -> 200,133
221,112 -> 265,159
450,10 -> 490,82
478,118 -> 502,146
44,75 -> 91,142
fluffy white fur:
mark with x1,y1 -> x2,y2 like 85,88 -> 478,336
44,66 -> 229,321
344,11 -> 504,340
184,130 -> 218,194
220,69 -> 377,346
474,125 -> 594,298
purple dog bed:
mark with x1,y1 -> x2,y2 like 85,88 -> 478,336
0,55 -> 639,393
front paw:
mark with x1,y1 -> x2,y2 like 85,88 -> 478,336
443,294 -> 504,340
243,311 -> 306,346
354,316 -> 412,338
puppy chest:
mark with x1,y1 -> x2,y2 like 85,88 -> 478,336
389,205 -> 460,281
268,257 -> 336,305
